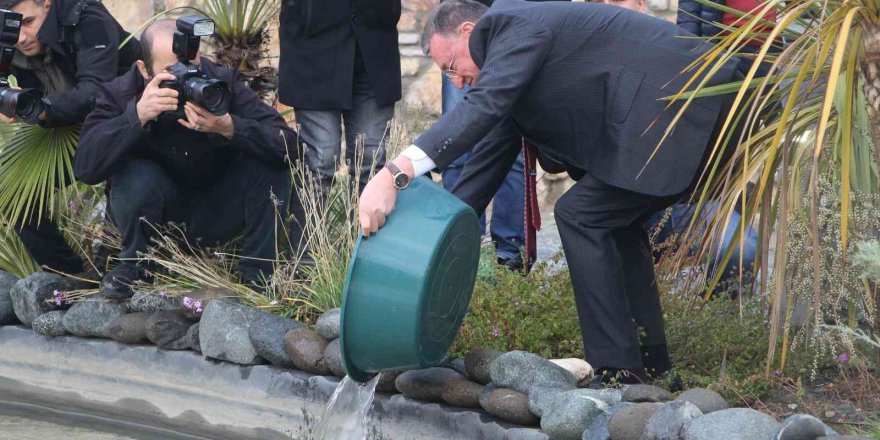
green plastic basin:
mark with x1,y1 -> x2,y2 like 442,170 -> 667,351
340,176 -> 481,382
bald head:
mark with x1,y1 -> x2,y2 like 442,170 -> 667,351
140,19 -> 187,76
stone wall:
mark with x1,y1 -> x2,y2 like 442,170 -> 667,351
102,0 -> 677,115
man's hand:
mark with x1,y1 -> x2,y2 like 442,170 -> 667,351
136,72 -> 178,127
358,156 -> 415,236
0,112 -> 15,124
177,102 -> 234,139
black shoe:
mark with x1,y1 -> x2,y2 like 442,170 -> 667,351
590,367 -> 651,387
100,263 -> 146,300
497,257 -> 525,273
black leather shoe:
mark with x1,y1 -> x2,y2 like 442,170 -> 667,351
100,263 -> 144,300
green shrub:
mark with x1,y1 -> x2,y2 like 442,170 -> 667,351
450,252 -> 583,359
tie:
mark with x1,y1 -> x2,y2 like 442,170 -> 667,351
523,140 -> 541,270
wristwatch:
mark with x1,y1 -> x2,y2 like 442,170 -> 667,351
384,162 -> 411,190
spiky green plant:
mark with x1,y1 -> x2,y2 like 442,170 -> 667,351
200,0 -> 280,99
664,0 -> 880,373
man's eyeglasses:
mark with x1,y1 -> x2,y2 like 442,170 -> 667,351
443,31 -> 463,79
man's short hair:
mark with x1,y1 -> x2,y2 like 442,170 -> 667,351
420,0 -> 488,55
139,19 -> 177,74
0,0 -> 45,10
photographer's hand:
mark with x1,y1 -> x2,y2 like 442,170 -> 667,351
136,71 -> 179,127
178,102 -> 234,139
0,113 -> 15,124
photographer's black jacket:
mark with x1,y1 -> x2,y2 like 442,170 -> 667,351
12,0 -> 141,127
74,58 -> 297,188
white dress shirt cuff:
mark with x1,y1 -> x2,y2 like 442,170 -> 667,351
401,145 -> 437,177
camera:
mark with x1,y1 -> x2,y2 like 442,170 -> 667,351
159,16 -> 231,119
0,9 -> 45,124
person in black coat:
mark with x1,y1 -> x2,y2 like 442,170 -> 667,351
0,0 -> 141,276
359,0 -> 741,383
278,0 -> 401,200
75,20 -> 298,298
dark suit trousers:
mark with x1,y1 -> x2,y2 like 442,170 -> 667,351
108,158 -> 290,280
555,171 -> 680,370
16,216 -> 84,274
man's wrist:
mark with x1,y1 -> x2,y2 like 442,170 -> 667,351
220,114 -> 234,139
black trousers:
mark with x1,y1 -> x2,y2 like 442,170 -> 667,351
108,158 -> 291,280
555,171 -> 680,369
16,216 -> 84,274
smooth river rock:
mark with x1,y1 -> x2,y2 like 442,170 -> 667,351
440,379 -> 483,409
247,313 -> 304,368
622,384 -> 675,403
540,389 -> 606,440
323,338 -> 346,377
675,388 -> 728,414
464,348 -> 502,384
582,402 -> 633,440
682,408 -> 781,440
483,388 -> 539,426
395,367 -> 464,403
145,310 -> 191,349
282,327 -> 329,375
489,350 -> 577,395
62,300 -> 128,338
608,402 -> 662,440
643,400 -> 703,440
9,272 -> 66,327
32,311 -> 67,337
199,299 -> 266,365
106,312 -> 151,344
314,308 -> 340,340
777,414 -> 832,440
0,270 -> 19,325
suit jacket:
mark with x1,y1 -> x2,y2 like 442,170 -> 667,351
417,0 -> 739,206
12,0 -> 141,127
277,0 -> 402,110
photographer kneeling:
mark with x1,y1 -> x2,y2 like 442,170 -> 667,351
74,18 -> 298,298
0,0 -> 140,276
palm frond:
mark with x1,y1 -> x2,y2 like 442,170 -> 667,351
0,218 -> 39,278
0,123 -> 79,227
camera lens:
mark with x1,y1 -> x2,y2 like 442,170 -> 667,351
186,78 -> 230,116
0,88 -> 17,119
15,91 -> 42,121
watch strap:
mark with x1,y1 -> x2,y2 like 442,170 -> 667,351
384,162 -> 410,189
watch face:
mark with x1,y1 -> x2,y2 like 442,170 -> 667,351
394,173 -> 409,188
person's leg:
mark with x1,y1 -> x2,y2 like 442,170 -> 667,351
554,172 -> 677,379
614,222 -> 672,378
489,152 -> 526,264
343,49 -> 394,196
186,158 -> 291,287
294,108 -> 343,205
16,216 -> 84,274
105,159 -> 179,297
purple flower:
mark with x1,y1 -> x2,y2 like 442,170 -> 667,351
53,289 -> 63,306
68,199 -> 79,215
837,353 -> 850,363
774,370 -> 782,376
159,290 -> 168,297
182,296 -> 203,313
490,328 -> 500,339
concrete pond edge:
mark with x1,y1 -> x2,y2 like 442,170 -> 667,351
0,326 -> 547,440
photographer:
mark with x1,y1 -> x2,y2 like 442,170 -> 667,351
74,19 -> 298,298
0,0 -> 140,275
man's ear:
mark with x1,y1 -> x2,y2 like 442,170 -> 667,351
460,21 -> 475,36
44,0 -> 52,12
136,60 -> 150,80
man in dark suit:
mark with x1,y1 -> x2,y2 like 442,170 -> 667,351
278,0 -> 401,199
359,0 -> 740,383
